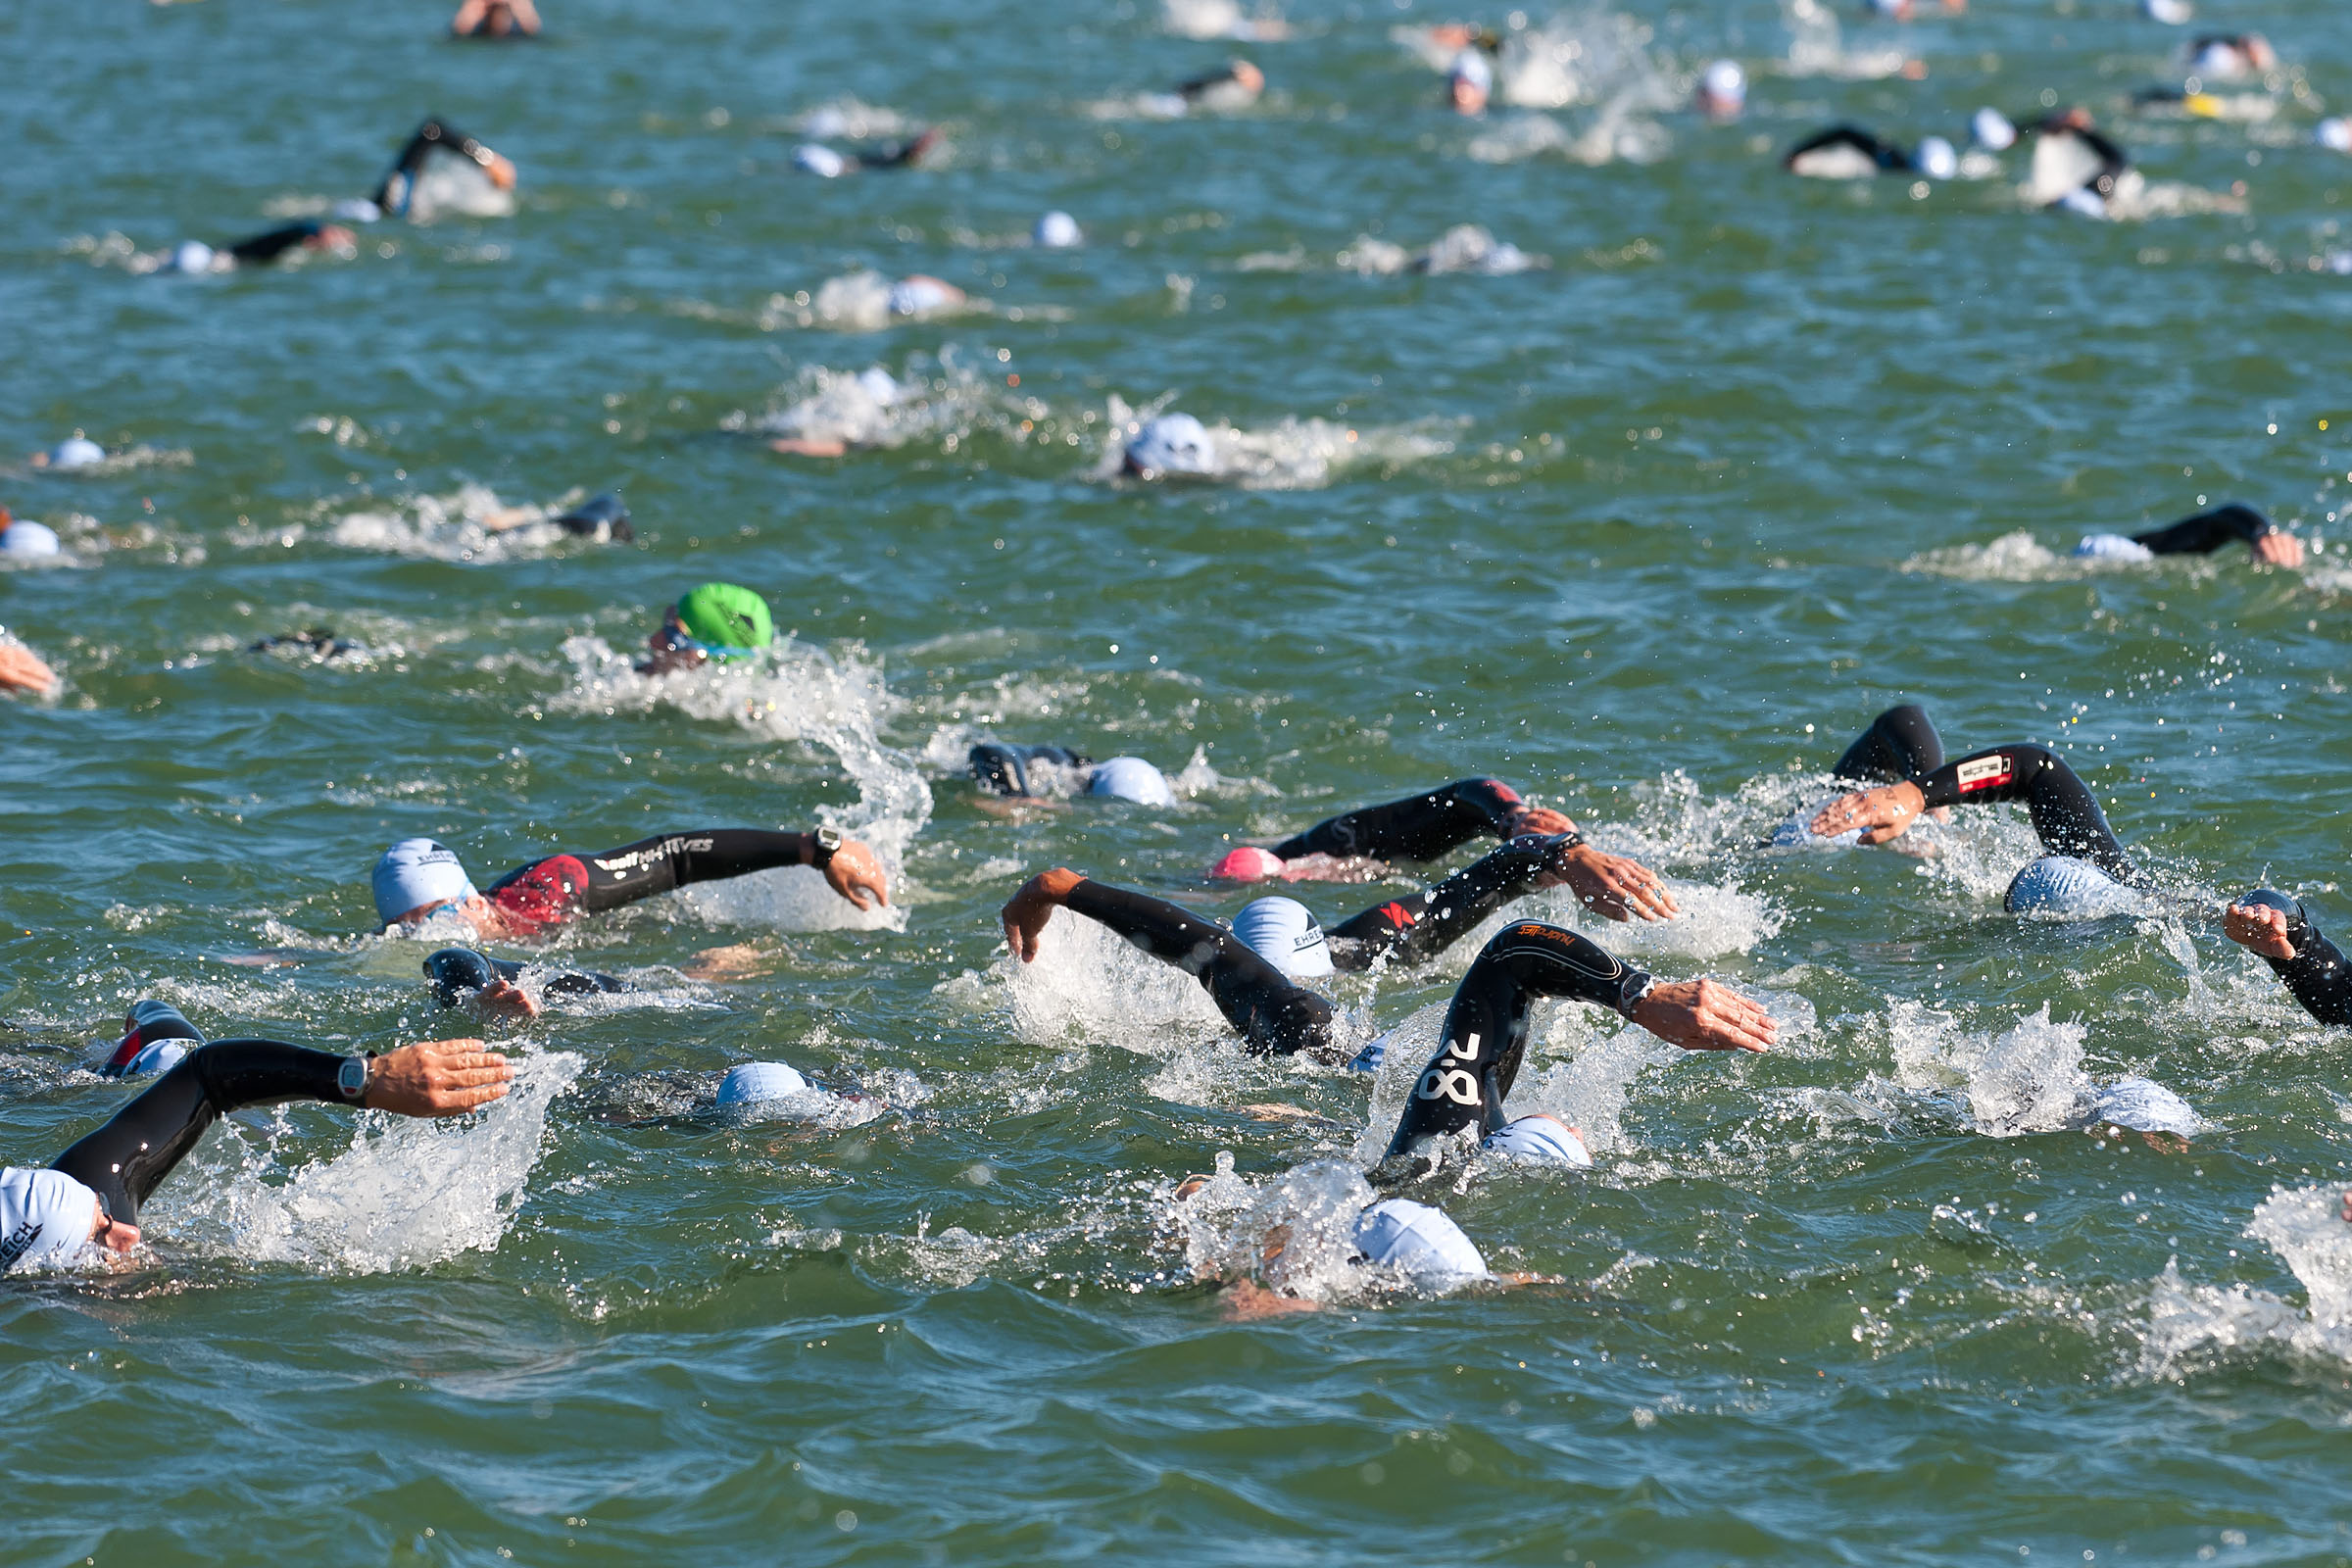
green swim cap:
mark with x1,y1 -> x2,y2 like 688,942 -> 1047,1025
672,582 -> 774,657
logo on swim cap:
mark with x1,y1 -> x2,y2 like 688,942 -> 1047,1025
1124,414 -> 1216,478
0,1168 -> 101,1276
672,583 -> 775,658
1086,757 -> 1175,807
1231,896 -> 1334,977
371,838 -> 478,925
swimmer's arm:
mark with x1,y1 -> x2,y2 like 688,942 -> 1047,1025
1909,746 -> 2138,880
225,224 -> 319,266
2226,895 -> 2352,1025
2132,504 -> 2302,566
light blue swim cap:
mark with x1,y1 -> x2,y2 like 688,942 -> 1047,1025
2086,1076 -> 2200,1139
794,144 -> 849,178
1231,896 -> 1334,978
1352,1199 -> 1488,1284
1086,756 -> 1175,807
1972,107 -> 2018,152
171,241 -> 218,274
117,1038 -> 194,1078
1124,414 -> 1215,477
2054,187 -> 2109,220
888,276 -> 957,316
0,1168 -> 100,1275
371,838 -> 477,925
2003,856 -> 2140,918
855,367 -> 903,407
1034,210 -> 1083,249
715,1061 -> 810,1105
1915,136 -> 1959,180
1482,1115 -> 1593,1168
48,437 -> 105,470
1,520 -> 61,559
2074,532 -> 2155,563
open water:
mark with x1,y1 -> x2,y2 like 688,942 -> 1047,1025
6,0 -> 2352,1561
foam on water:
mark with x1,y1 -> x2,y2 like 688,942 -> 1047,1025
1782,0 -> 1912,78
2139,1185 -> 2352,1375
988,913 -> 1235,1053
750,354 -> 1011,451
1179,1154 -> 1465,1301
1096,395 -> 1455,489
152,1050 -> 580,1274
323,484 -> 610,564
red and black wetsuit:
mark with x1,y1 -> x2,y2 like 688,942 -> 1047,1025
483,829 -> 822,935
1271,778 -> 1532,863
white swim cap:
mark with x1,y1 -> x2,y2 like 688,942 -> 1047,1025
715,1061 -> 811,1105
1449,49 -> 1494,92
1971,107 -> 2018,152
888,276 -> 957,316
0,1167 -> 100,1275
171,240 -> 218,274
1034,210 -> 1083,248
371,838 -> 478,925
1700,59 -> 1746,106
1086,756 -> 1175,807
1483,1114 -> 1593,1168
48,436 -> 105,470
1,519 -> 62,559
1352,1199 -> 1488,1284
2054,187 -> 2109,220
2073,532 -> 2156,563
2087,1076 -> 2200,1139
855,366 -> 904,407
2141,0 -> 2190,21
1124,413 -> 1216,477
2003,856 -> 2139,918
331,198 -> 384,223
2319,118 -> 2352,154
793,144 -> 850,178
1231,896 -> 1334,978
1915,136 -> 1959,180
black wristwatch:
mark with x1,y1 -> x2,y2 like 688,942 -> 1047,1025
1615,969 -> 1657,1020
809,825 -> 843,868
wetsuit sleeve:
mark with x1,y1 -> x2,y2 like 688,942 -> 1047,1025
2131,504 -> 2276,556
226,222 -> 322,266
490,829 -> 815,927
1327,838 -> 1558,971
425,948 -> 624,1004
2232,892 -> 2352,1025
1061,879 -> 1334,1055
1831,705 -> 1945,784
1911,745 -> 2138,883
50,1041 -> 348,1226
373,120 -> 496,209
1271,778 -> 1528,862
1383,923 -> 1651,1159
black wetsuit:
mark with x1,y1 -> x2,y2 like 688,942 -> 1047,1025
1055,838 -> 1576,1056
1383,921 -> 1652,1161
424,947 -> 626,1006
373,120 -> 505,215
970,744 -> 1092,798
1784,125 -> 1913,173
225,220 -> 336,267
554,493 -> 631,541
1271,778 -> 1532,863
2129,503 -> 2279,556
52,1041 -> 361,1228
482,829 -> 825,934
1829,706 -> 2138,883
2231,891 -> 2352,1025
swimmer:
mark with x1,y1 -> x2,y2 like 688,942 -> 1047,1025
1379,919 -> 1774,1171
451,0 -> 539,35
0,507 -> 61,560
1862,0 -> 1965,20
2183,33 -> 2275,81
2,1032 -> 512,1274
28,435 -> 107,470
636,581 -> 775,675
1123,414 -> 1217,479
1783,124 -> 1922,178
1212,776 -> 1676,923
791,127 -> 944,179
968,744 -> 1175,807
480,491 -> 632,543
2028,110 -> 2132,213
248,627 -> 364,662
162,220 -> 360,274
1035,211 -> 1084,249
1178,59 -> 1266,112
369,824 -> 888,937
1447,49 -> 1493,115
1694,60 -> 1746,121
2224,892 -> 2352,1025
2075,502 -> 2303,567
1177,1182 -> 1525,1314
887,274 -> 966,318
1000,839 -> 1736,1060
1804,705 -> 2147,909
423,947 -> 626,1016
374,120 -> 517,220
0,639 -> 59,697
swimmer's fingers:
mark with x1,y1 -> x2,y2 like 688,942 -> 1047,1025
2222,903 -> 2297,959
1807,791 -> 1875,837
824,842 -> 889,910
368,1041 -> 516,1116
1631,979 -> 1776,1054
2254,531 -> 2305,567
475,979 -> 541,1018
1509,806 -> 1577,838
0,645 -> 59,696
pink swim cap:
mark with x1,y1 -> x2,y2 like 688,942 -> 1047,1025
1210,846 -> 1287,882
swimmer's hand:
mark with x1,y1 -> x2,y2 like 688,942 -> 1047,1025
1810,780 -> 1926,845
2223,901 -> 2298,960
1629,979 -> 1776,1054
823,838 -> 889,910
0,644 -> 60,697
1505,805 -> 1578,839
1001,867 -> 1084,961
1220,1279 -> 1320,1319
473,978 -> 542,1018
770,438 -> 851,459
363,1040 -> 516,1116
2252,530 -> 2305,567
1538,839 -> 1678,922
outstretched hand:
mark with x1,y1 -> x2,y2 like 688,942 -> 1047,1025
1810,780 -> 1927,845
2224,901 -> 2298,960
473,977 -> 542,1018
363,1040 -> 515,1116
823,839 -> 890,911
1505,805 -> 1578,839
2252,530 -> 2305,567
1540,840 -> 1679,922
1629,979 -> 1776,1054
1001,867 -> 1084,962
0,644 -> 59,697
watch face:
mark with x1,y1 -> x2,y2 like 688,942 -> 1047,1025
338,1056 -> 368,1098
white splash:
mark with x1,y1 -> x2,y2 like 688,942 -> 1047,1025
1095,395 -> 1455,490
988,912 -> 1234,1053
1178,1155 -> 1472,1301
2139,1185 -> 2352,1374
753,354 -> 1013,452
322,484 -> 609,564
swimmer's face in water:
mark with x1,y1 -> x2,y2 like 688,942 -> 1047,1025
1450,75 -> 1489,115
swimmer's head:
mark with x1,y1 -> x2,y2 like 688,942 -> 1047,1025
0,515 -> 61,559
1483,1113 -> 1593,1167
372,838 -> 479,927
0,1169 -> 102,1275
1086,756 -> 1176,807
665,582 -> 776,662
888,275 -> 962,317
1971,107 -> 2017,152
1352,1198 -> 1488,1284
1034,210 -> 1084,249
331,198 -> 384,223
1448,50 -> 1493,115
170,240 -> 218,274
715,1060 -> 811,1106
1123,413 -> 1216,478
2003,855 -> 2139,918
1914,135 -> 1958,180
2319,118 -> 2352,154
1231,896 -> 1334,978
1210,846 -> 1287,882
1696,59 -> 1746,119
45,435 -> 105,471
794,144 -> 850,178
1231,59 -> 1266,95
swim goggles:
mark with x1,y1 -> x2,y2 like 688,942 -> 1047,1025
652,617 -> 762,662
